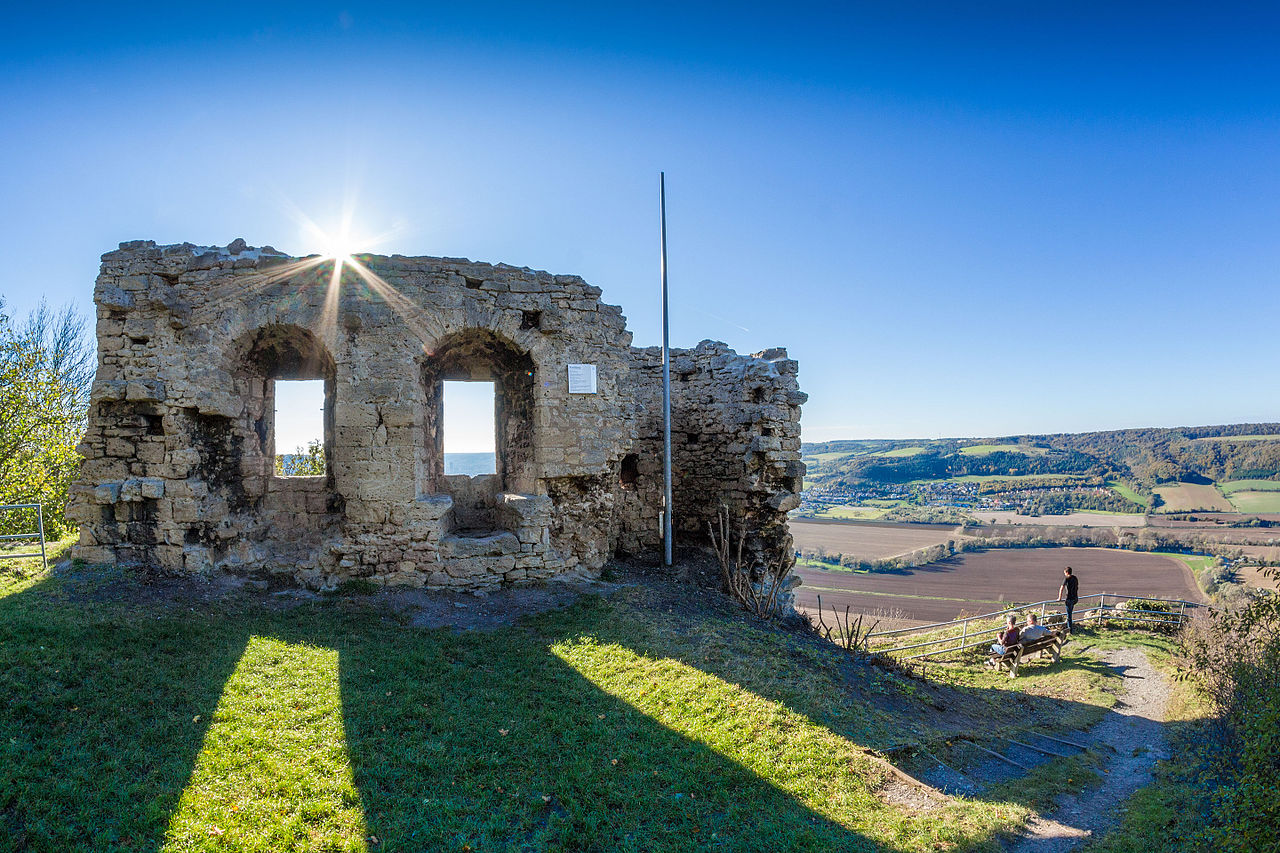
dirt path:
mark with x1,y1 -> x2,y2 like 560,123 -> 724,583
1005,647 -> 1172,852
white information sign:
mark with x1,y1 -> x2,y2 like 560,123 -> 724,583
567,363 -> 598,394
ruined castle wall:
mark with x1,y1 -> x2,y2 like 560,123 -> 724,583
612,341 -> 806,571
69,240 -> 634,589
69,239 -> 804,591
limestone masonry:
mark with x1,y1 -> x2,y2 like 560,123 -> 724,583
69,239 -> 806,592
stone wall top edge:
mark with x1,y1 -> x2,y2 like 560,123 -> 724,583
101,239 -> 596,288
629,340 -> 791,363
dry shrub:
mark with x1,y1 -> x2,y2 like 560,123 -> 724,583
809,594 -> 878,657
708,506 -> 791,620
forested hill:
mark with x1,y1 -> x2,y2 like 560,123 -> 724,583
804,423 -> 1280,488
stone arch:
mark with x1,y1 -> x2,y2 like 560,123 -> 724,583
420,329 -> 537,495
233,323 -> 338,483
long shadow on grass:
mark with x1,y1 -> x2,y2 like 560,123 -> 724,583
334,615 -> 879,851
0,573 -> 251,851
0,572 -> 1130,853
332,599 -> 1128,852
0,577 -> 880,852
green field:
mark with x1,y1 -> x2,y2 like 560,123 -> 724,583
813,505 -> 888,520
958,444 -> 1048,457
793,557 -> 867,572
1226,490 -> 1280,514
803,451 -> 855,464
1106,481 -> 1148,507
1219,479 -> 1280,495
1151,552 -> 1217,575
875,445 -> 926,458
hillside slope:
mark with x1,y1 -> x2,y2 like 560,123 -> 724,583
805,423 -> 1280,490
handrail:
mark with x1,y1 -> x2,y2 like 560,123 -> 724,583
0,504 -> 46,570
871,593 -> 1201,659
867,592 -> 1202,638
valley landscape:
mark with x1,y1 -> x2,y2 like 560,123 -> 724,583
792,423 -> 1280,625
6,6 -> 1280,851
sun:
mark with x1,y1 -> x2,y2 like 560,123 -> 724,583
319,228 -> 358,262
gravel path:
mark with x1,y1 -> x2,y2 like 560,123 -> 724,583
1006,647 -> 1172,852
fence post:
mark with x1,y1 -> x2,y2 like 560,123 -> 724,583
36,504 -> 47,571
1098,593 -> 1106,628
1178,600 -> 1186,628
959,618 -> 969,654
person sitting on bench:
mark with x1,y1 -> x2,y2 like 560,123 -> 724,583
1019,612 -> 1051,642
991,614 -> 1020,656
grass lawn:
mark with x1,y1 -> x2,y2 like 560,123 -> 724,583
1218,478 -> 1280,494
0,551 -> 1182,852
1225,490 -> 1280,513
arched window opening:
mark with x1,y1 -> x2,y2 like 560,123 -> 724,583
236,324 -> 336,483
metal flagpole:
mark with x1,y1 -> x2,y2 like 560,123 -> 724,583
660,172 -> 674,567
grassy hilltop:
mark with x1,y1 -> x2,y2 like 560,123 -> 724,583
0,545 -> 1202,853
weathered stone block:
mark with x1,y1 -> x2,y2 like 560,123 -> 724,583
440,532 -> 520,559
125,380 -> 166,401
93,482 -> 122,504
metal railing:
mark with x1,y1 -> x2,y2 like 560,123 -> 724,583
0,503 -> 47,571
868,592 -> 1202,661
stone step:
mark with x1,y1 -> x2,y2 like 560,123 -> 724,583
440,531 -> 521,558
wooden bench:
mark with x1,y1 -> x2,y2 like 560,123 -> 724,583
986,631 -> 1065,678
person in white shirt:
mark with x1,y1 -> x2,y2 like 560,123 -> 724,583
1019,612 -> 1051,642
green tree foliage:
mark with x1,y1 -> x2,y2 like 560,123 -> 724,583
0,298 -> 94,537
274,439 -> 326,476
1180,569 -> 1280,850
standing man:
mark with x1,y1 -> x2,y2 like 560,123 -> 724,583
1059,566 -> 1079,634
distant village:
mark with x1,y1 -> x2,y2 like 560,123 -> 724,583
795,480 -> 1123,521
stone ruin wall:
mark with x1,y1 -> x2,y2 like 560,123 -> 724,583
69,239 -> 805,591
612,342 -> 806,573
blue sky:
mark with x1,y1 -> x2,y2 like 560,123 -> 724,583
4,2 -> 1279,441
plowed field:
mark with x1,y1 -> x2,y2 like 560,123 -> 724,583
1152,483 -> 1234,513
790,519 -> 966,560
793,546 -> 1205,626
